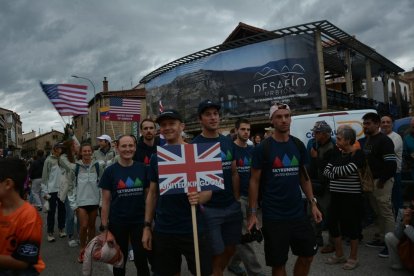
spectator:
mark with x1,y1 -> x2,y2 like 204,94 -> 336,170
308,120 -> 338,253
380,115 -> 403,217
0,158 -> 45,275
248,103 -> 322,276
42,142 -> 66,242
29,150 -> 46,211
403,117 -> 414,183
93,134 -> 116,168
362,112 -> 397,258
323,125 -> 364,270
384,184 -> 414,270
253,134 -> 262,146
133,118 -> 159,165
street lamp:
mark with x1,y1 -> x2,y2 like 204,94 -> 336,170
71,75 -> 99,138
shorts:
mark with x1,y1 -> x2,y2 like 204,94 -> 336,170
262,217 -> 317,266
153,232 -> 212,276
78,205 -> 99,212
203,201 -> 243,255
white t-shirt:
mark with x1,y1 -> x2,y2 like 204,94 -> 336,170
388,131 -> 403,173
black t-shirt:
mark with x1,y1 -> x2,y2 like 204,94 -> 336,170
99,161 -> 148,224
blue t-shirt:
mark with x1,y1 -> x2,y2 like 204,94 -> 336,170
252,136 -> 308,221
191,134 -> 236,208
98,161 -> 148,225
234,144 -> 253,197
149,154 -> 205,234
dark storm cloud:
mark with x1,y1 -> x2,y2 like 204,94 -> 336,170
0,0 -> 412,133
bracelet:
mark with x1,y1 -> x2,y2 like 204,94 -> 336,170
99,224 -> 108,231
249,208 -> 257,214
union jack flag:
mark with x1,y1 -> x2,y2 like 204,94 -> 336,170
157,143 -> 224,196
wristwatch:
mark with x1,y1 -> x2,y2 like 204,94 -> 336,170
144,221 -> 152,228
310,197 -> 318,204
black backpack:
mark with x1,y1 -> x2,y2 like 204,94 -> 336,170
258,135 -> 304,204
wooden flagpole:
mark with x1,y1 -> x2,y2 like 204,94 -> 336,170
191,205 -> 201,276
110,121 -> 116,139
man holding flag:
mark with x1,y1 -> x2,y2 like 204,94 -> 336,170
142,109 -> 213,276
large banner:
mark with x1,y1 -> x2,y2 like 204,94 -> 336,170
146,34 -> 321,121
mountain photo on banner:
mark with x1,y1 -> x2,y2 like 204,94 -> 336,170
109,97 -> 141,121
40,82 -> 88,116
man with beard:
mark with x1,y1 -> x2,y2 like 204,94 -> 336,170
228,118 -> 264,276
362,112 -> 396,258
133,119 -> 159,165
248,103 -> 322,276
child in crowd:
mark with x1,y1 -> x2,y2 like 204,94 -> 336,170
0,158 -> 45,275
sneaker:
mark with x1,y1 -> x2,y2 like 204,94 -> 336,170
128,249 -> 134,261
59,229 -> 67,238
227,264 -> 246,275
365,239 -> 385,248
378,247 -> 389,258
68,239 -> 79,247
47,233 -> 55,242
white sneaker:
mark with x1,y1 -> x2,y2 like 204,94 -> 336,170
59,229 -> 67,238
47,233 -> 56,242
68,239 -> 78,247
128,249 -> 134,261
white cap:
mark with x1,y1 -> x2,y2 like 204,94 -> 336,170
269,103 -> 290,119
97,134 -> 112,143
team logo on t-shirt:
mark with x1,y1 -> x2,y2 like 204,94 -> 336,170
221,150 -> 233,170
143,155 -> 151,165
271,154 -> 299,176
116,177 -> 143,189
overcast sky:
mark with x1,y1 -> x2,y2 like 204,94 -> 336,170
1,0 -> 413,134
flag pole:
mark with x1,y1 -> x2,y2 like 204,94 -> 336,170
191,205 -> 201,276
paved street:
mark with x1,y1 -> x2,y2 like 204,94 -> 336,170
39,210 -> 412,276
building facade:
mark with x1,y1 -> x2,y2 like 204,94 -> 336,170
0,107 -> 23,156
21,130 -> 64,158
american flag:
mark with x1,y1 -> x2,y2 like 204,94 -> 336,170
109,97 -> 141,115
157,143 -> 224,196
40,82 -> 88,116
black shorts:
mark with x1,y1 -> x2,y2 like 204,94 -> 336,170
78,205 -> 99,212
262,217 -> 317,266
153,232 -> 212,276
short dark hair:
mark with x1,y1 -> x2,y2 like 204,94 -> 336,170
362,112 -> 380,124
36,150 -> 44,157
0,158 -> 27,196
140,119 -> 156,130
235,118 -> 250,129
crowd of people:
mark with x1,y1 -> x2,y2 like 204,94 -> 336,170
1,100 -> 414,276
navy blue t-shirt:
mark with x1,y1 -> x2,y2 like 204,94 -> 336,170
149,154 -> 205,234
252,136 -> 308,221
234,144 -> 253,197
98,161 -> 148,225
191,134 -> 236,208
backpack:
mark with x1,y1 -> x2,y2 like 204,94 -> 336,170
75,163 -> 100,187
258,135 -> 305,204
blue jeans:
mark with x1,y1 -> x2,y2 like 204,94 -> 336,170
65,198 -> 78,238
47,192 -> 66,234
391,173 -> 402,217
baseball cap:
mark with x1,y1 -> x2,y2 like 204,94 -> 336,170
156,109 -> 183,124
311,120 -> 332,133
269,103 -> 290,119
198,99 -> 221,115
97,134 -> 112,143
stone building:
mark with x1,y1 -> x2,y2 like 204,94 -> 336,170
0,107 -> 22,156
21,130 -> 64,158
72,78 -> 147,145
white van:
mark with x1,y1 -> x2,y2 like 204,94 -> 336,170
290,109 -> 377,145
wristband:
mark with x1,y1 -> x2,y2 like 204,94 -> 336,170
249,208 -> 257,214
144,221 -> 152,228
100,224 -> 108,231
